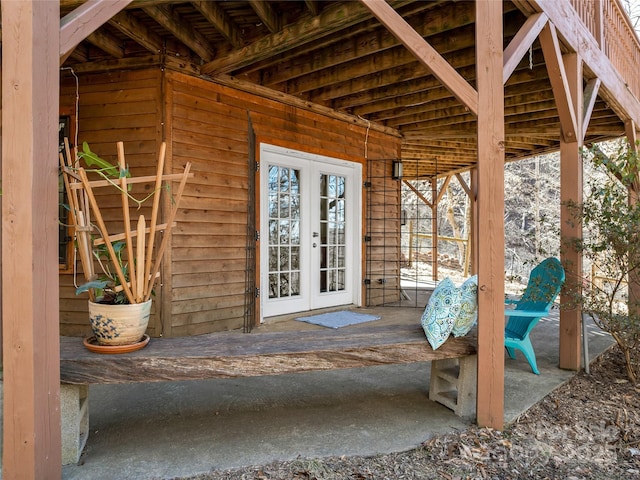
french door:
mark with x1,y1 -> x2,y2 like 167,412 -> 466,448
260,144 -> 361,318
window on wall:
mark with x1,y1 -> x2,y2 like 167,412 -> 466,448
59,115 -> 74,271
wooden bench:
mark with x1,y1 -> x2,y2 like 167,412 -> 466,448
59,323 -> 477,464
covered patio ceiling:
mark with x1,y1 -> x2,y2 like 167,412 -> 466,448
59,0 -> 632,178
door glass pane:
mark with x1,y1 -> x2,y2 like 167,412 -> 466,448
319,173 -> 347,293
268,166 -> 301,299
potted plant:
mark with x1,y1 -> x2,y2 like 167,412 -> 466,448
60,140 -> 191,351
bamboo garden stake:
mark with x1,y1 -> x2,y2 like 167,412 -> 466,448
61,140 -> 192,305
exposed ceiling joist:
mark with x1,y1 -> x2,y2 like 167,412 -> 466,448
86,29 -> 125,58
249,1 -> 280,33
60,0 -> 132,58
192,0 -> 244,49
259,2 -> 478,88
109,11 -> 163,54
200,1 -> 414,76
143,4 -> 216,61
60,0 -> 174,9
360,0 -> 478,116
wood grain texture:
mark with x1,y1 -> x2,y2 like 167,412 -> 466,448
3,1 -> 62,476
475,0 -> 505,430
60,324 -> 476,384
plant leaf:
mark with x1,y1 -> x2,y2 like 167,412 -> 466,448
76,280 -> 109,295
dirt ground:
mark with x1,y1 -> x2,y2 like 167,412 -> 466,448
180,345 -> 640,480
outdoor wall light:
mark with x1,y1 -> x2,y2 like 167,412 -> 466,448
392,160 -> 403,180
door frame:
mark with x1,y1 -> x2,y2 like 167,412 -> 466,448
258,143 -> 362,320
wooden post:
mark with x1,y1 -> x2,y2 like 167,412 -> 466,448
559,53 -> 583,371
475,0 -> 505,430
2,1 -> 62,477
594,0 -> 604,50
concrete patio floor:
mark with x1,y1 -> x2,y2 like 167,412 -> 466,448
59,295 -> 614,480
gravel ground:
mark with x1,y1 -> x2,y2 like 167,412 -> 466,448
178,345 -> 640,480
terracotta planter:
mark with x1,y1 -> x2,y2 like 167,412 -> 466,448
88,299 -> 152,346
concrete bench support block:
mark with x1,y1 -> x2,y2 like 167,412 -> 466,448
429,354 -> 477,418
60,384 -> 89,465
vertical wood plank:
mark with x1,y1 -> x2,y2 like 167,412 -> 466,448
475,0 -> 505,430
161,69 -> 173,338
559,53 -> 583,371
594,0 -> 604,48
2,1 -> 61,477
0,63 -> 3,365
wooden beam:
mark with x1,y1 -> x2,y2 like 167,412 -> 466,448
314,12 -> 525,107
582,78 -> 601,142
201,0 -> 413,76
62,54 -> 164,74
60,43 -> 88,65
503,12 -> 548,84
61,0 -> 172,9
238,1 -> 443,77
519,0 -> 640,127
455,173 -> 472,198
627,120 -> 639,148
287,31 -> 477,97
435,175 -> 452,204
261,3 -> 486,88
475,0 -> 505,429
60,0 -> 133,58
249,0 -> 280,34
109,10 -> 163,54
403,181 -> 433,208
538,23 -> 578,143
85,29 -> 124,58
359,0 -> 478,116
213,74 -> 401,138
2,1 -> 61,477
143,4 -> 216,62
559,53 -> 582,371
334,47 -> 547,111
192,0 -> 244,49
385,94 -> 557,127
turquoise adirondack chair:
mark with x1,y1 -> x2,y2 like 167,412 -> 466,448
505,257 -> 565,374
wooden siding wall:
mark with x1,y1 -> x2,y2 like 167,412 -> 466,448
59,68 -> 164,337
58,66 -> 400,337
165,70 -> 401,336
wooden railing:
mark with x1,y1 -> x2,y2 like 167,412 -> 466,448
570,0 -> 640,102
